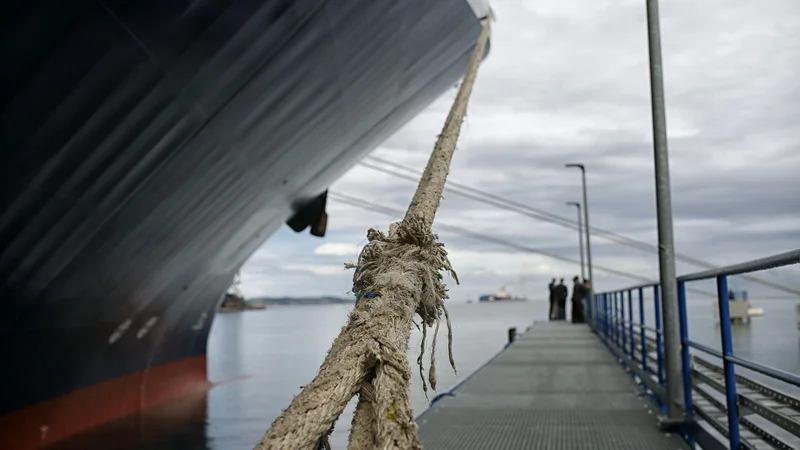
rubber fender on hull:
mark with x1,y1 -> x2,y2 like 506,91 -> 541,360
286,190 -> 328,237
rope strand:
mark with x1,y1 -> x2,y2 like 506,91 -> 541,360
253,16 -> 490,449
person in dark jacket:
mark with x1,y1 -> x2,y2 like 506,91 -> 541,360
548,278 -> 557,320
571,276 -> 586,323
556,278 -> 568,320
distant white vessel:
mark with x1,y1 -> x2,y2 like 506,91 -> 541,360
478,286 -> 527,302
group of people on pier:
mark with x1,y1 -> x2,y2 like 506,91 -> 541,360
548,277 -> 590,323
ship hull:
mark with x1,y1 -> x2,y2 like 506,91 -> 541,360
0,0 -> 489,447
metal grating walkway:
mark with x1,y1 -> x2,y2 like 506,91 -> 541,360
417,322 -> 690,449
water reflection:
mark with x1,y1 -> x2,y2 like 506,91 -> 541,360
42,300 -> 800,449
209,312 -> 245,381
47,390 -> 209,450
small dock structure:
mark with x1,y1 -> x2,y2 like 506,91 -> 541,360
712,299 -> 763,324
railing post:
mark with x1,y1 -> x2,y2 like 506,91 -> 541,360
598,294 -> 603,335
607,293 -> 612,337
608,292 -> 613,340
594,294 -> 603,331
603,293 -> 609,337
639,287 -> 647,374
606,293 -> 614,341
614,292 -> 620,347
621,291 -> 627,354
628,290 -> 635,358
654,285 -> 665,386
599,294 -> 604,336
619,292 -> 624,349
586,291 -> 592,327
608,292 -> 617,344
716,275 -> 741,449
677,281 -> 694,434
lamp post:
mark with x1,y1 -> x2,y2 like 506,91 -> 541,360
564,165 -> 593,285
565,201 -> 585,281
645,0 -> 683,426
565,163 -> 594,329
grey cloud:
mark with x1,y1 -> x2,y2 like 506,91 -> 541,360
241,0 -> 800,301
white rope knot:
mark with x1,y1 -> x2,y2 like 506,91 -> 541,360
349,217 -> 459,398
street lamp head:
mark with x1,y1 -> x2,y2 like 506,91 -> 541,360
565,163 -> 585,171
566,201 -> 580,207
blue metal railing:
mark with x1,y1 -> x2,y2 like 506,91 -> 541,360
590,249 -> 800,450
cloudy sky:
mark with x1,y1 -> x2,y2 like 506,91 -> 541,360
239,0 -> 799,303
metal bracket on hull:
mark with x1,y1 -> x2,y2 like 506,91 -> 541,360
286,190 -> 328,237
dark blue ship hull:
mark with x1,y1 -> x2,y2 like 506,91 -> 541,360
0,0 -> 490,447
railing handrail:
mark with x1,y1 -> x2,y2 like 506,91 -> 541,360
685,340 -> 722,359
624,281 -> 659,291
678,249 -> 800,282
607,249 -> 800,291
726,354 -> 800,388
686,338 -> 800,387
589,248 -> 800,450
597,249 -> 800,387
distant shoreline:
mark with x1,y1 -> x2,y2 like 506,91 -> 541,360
219,304 -> 266,313
246,296 -> 353,307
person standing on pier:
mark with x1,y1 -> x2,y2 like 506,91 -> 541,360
556,278 -> 568,321
571,276 -> 586,323
548,278 -> 557,320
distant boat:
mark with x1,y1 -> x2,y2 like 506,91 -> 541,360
218,275 -> 265,313
478,286 -> 527,302
218,292 -> 266,313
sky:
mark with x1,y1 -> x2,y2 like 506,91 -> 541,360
238,0 -> 800,303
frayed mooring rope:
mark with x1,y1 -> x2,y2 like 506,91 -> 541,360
349,217 -> 459,402
254,15 -> 490,450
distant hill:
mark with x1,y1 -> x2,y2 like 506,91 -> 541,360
247,296 -> 353,306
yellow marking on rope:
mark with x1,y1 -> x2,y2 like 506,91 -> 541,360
363,287 -> 384,298
386,399 -> 398,422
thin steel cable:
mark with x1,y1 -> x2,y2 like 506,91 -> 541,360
328,192 -> 715,298
358,156 -> 800,296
